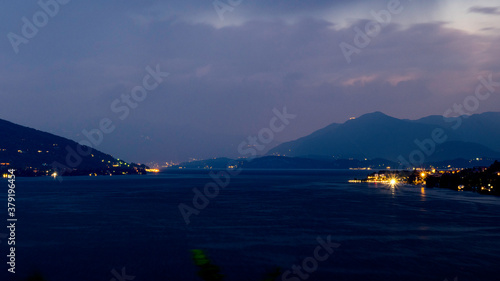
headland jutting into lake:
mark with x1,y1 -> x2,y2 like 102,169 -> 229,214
350,161 -> 500,196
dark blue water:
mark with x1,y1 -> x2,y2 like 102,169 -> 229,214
2,171 -> 500,281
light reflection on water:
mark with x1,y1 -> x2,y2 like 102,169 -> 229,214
6,172 -> 500,281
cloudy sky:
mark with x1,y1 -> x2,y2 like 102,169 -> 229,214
1,0 -> 500,163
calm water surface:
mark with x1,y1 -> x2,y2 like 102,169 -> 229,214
2,170 -> 500,281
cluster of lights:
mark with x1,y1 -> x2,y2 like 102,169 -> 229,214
388,178 -> 399,188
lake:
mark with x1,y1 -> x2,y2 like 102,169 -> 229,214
3,170 -> 500,281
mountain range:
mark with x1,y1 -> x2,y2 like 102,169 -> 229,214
0,118 -> 146,176
268,111 -> 500,163
2,111 -> 500,175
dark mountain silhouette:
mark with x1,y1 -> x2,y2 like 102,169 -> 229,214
0,118 -> 146,176
268,112 -> 500,163
168,156 -> 399,170
411,112 -> 500,152
167,155 -> 494,171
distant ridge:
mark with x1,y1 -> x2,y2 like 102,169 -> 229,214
0,118 -> 146,176
268,112 -> 500,163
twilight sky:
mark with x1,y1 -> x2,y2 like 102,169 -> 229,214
1,0 -> 500,164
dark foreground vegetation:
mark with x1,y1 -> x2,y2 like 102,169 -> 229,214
15,250 -> 281,281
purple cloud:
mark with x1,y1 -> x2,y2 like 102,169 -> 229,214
468,6 -> 500,15
1,1 -> 499,162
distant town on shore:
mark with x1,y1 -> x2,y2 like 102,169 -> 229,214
2,111 -> 500,179
350,161 -> 500,196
